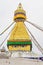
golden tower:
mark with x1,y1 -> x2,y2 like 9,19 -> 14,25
7,3 -> 32,51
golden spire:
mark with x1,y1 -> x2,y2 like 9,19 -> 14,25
7,3 -> 32,51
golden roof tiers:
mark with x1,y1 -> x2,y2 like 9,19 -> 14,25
14,3 -> 26,22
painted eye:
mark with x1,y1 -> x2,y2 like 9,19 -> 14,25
21,45 -> 25,47
14,45 -> 17,47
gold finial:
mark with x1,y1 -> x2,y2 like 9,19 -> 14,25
14,3 -> 26,21
17,3 -> 23,10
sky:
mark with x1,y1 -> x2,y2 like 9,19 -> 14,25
0,0 -> 43,55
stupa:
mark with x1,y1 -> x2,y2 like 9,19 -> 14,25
7,3 -> 32,51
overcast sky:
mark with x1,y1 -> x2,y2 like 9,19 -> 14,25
0,0 -> 43,55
